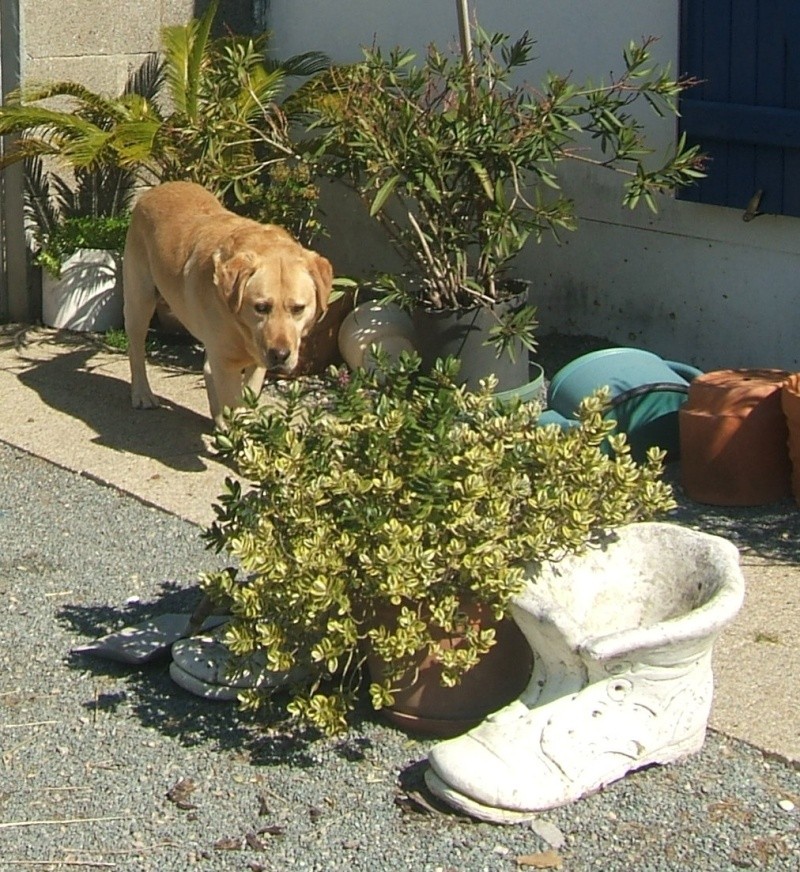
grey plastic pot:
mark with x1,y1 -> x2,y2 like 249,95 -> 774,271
411,287 -> 532,393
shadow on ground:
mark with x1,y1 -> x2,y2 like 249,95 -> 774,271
666,464 -> 800,564
58,585 -> 379,767
12,343 -> 213,472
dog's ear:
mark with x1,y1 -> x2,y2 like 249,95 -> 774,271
212,250 -> 257,312
307,253 -> 333,317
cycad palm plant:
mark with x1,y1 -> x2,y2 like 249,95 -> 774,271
23,155 -> 134,277
0,0 -> 329,240
0,51 -> 163,180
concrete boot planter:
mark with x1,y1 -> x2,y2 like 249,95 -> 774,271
425,522 -> 745,823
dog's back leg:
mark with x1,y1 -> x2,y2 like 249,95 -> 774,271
123,246 -> 160,410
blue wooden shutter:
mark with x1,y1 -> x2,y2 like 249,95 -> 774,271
679,0 -> 800,217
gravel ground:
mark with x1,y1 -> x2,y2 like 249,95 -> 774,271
1,412 -> 800,870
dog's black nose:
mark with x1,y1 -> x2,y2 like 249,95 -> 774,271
268,347 -> 292,367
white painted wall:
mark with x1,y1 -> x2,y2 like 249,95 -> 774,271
269,1 -> 800,372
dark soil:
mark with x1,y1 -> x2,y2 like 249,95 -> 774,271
533,332 -> 617,380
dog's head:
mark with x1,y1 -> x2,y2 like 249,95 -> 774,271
212,240 -> 333,374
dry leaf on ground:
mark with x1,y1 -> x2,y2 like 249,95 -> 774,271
516,850 -> 563,869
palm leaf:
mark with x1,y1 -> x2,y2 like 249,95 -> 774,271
108,118 -> 165,176
72,165 -> 136,217
161,23 -> 195,117
23,157 -> 60,247
0,104 -> 99,137
161,0 -> 217,120
236,65 -> 287,122
267,51 -> 331,78
50,171 -> 79,216
0,108 -> 110,173
57,128 -> 117,168
16,81 -> 132,124
0,135 -> 57,169
113,92 -> 163,123
124,53 -> 165,102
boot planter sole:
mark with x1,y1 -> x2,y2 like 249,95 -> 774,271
170,632 -> 306,701
425,722 -> 707,823
73,613 -> 229,665
425,522 -> 745,821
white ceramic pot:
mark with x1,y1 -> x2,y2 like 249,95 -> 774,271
426,522 -> 745,822
42,249 -> 123,332
338,301 -> 416,371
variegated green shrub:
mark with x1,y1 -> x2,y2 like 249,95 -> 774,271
202,354 -> 675,735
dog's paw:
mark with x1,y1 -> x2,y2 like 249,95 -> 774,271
131,391 -> 160,410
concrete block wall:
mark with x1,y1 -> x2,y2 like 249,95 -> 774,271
20,1 -> 257,97
21,1 -> 195,96
1,1 -> 258,321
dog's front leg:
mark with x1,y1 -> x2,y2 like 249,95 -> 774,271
243,364 -> 266,400
204,354 -> 246,430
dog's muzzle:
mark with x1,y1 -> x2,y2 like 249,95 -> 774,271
266,347 -> 294,372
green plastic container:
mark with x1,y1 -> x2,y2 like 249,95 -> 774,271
547,347 -> 702,460
495,363 -> 545,406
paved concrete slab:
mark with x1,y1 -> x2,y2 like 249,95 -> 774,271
0,324 -> 797,765
710,554 -> 800,763
0,325 -> 225,526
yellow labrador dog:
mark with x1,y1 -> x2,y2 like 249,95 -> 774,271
123,181 -> 333,428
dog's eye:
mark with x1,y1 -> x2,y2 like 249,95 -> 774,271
254,301 -> 272,315
290,305 -> 306,317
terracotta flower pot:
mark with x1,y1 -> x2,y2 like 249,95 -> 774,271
296,291 -> 355,374
365,600 -> 533,738
679,368 -> 792,505
781,373 -> 800,505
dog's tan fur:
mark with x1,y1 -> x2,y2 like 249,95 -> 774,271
123,181 -> 333,427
